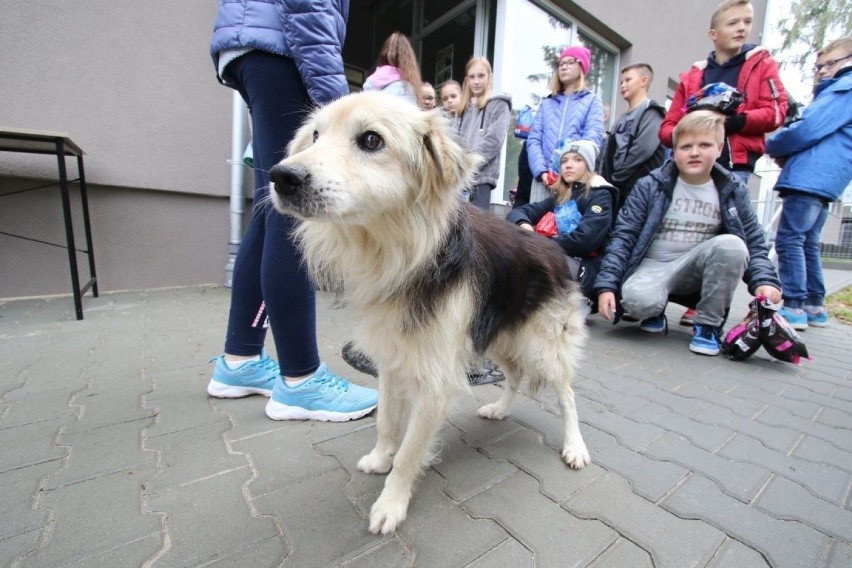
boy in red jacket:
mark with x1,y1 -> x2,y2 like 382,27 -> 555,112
659,0 -> 787,326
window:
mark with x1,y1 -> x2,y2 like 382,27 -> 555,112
578,30 -> 617,109
497,0 -> 619,202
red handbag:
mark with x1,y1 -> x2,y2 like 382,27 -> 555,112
534,212 -> 557,237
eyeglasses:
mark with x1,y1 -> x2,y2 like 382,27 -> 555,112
558,58 -> 579,69
814,53 -> 851,73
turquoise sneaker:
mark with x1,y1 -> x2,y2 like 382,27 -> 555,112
265,363 -> 378,422
779,307 -> 808,331
806,309 -> 828,328
690,324 -> 721,356
207,350 -> 278,398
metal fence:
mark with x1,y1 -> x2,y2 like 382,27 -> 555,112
753,158 -> 852,261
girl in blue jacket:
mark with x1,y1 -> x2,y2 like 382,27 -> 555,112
526,45 -> 605,203
207,0 -> 377,422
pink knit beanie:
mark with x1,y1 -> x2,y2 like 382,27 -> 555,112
559,45 -> 591,75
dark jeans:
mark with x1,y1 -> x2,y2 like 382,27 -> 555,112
775,193 -> 829,309
222,51 -> 319,376
513,141 -> 533,208
470,183 -> 494,211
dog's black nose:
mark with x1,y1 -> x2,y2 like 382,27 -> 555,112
270,164 -> 309,197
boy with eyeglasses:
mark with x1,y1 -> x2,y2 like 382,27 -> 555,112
765,36 -> 852,330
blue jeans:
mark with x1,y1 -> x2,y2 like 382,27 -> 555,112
774,193 -> 829,309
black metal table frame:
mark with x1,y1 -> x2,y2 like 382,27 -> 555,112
0,128 -> 98,320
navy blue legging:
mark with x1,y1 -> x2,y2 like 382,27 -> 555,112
223,51 -> 318,377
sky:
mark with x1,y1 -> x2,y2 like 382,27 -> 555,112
763,0 -> 819,103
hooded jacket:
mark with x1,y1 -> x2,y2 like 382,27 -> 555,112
506,175 -> 617,258
458,92 -> 513,187
363,65 -> 417,106
526,90 -> 605,180
210,0 -> 349,105
765,67 -> 852,202
594,161 -> 780,310
659,46 -> 788,171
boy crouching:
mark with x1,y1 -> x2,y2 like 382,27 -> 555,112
594,110 -> 781,355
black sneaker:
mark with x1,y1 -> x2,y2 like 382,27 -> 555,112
467,359 -> 505,385
341,341 -> 378,377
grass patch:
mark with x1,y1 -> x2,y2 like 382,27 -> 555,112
826,285 -> 852,325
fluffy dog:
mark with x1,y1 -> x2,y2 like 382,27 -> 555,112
269,91 -> 590,535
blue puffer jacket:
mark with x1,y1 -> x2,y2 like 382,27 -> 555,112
210,0 -> 349,104
765,67 -> 852,202
526,90 -> 605,179
594,161 -> 780,300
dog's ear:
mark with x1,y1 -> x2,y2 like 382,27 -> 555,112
419,112 -> 479,197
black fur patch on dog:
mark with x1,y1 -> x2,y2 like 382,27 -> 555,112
400,204 -> 574,352
467,206 -> 574,352
399,208 -> 474,333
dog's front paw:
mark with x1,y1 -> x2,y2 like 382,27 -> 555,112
357,451 -> 393,474
477,403 -> 508,420
562,443 -> 591,469
368,492 -> 409,535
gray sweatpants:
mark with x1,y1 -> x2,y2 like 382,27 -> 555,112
620,235 -> 749,326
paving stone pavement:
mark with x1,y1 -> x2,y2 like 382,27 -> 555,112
1,270 -> 851,567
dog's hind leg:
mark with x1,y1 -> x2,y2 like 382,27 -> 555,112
358,373 -> 404,475
476,360 -> 522,420
551,369 -> 590,469
368,387 -> 450,535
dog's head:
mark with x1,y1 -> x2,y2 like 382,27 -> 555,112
269,91 -> 479,223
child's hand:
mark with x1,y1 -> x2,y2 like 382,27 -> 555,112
543,170 -> 560,187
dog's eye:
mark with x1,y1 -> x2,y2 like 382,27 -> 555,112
312,130 -> 319,143
357,131 -> 384,152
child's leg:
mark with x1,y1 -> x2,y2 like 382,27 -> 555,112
802,200 -> 830,309
775,194 -> 827,310
225,52 -> 319,377
669,235 -> 748,326
620,260 -> 672,321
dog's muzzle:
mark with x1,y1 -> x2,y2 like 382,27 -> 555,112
270,164 -> 310,197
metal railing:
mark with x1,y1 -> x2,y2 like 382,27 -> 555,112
753,157 -> 852,261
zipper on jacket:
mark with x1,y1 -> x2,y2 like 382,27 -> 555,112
557,95 -> 570,141
768,78 -> 782,127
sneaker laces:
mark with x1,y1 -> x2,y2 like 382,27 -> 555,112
255,354 -> 279,373
694,324 -> 718,341
312,368 -> 350,394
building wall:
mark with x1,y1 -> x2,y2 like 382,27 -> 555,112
0,178 -> 232,298
0,0 -> 767,299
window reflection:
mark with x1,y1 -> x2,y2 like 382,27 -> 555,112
504,3 -> 573,110
579,30 -> 617,108
500,0 -> 617,202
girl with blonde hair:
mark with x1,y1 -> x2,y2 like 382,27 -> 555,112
457,56 -> 512,210
507,140 -> 617,312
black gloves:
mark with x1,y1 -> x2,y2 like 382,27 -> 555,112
725,113 -> 747,134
